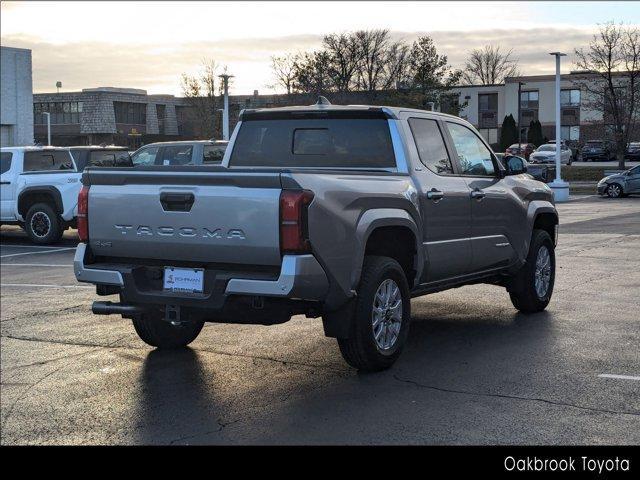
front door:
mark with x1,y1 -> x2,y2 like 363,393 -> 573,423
404,116 -> 472,282
627,165 -> 640,193
443,121 -> 517,272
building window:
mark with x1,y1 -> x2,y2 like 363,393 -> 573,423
156,104 -> 166,135
561,125 -> 580,141
561,89 -> 580,107
33,102 -> 82,124
114,102 -> 146,125
478,93 -> 498,129
520,91 -> 539,109
478,128 -> 498,146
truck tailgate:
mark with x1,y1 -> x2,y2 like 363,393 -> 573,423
85,170 -> 283,266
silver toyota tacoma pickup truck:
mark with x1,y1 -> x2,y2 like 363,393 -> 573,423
74,99 -> 558,371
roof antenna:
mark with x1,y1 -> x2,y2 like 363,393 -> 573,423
315,95 -> 331,106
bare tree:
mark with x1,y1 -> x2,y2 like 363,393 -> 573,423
292,50 -> 333,95
323,32 -> 364,92
462,45 -> 520,85
270,53 -> 298,94
181,58 -> 219,138
354,29 -> 390,91
380,41 -> 411,90
574,22 -> 640,169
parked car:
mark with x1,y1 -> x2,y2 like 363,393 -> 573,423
75,100 -> 558,371
547,139 -> 578,162
68,145 -> 132,170
506,143 -> 535,160
625,142 -> 640,161
130,140 -> 228,166
581,140 -> 616,162
597,165 -> 640,198
495,153 -> 552,183
529,144 -> 572,165
1,147 -> 80,243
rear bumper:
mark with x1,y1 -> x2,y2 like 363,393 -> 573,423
74,243 -> 329,304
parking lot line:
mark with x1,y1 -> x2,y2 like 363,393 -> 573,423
0,244 -> 74,249
0,283 -> 92,289
0,248 -> 75,259
0,263 -> 72,267
597,374 -> 640,381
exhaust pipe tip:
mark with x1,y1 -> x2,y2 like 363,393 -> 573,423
92,301 -> 143,316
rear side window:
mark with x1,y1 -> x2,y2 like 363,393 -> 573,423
408,118 -> 453,174
1,152 -> 12,174
161,145 -> 193,165
230,118 -> 395,168
203,145 -> 226,164
24,151 -> 74,172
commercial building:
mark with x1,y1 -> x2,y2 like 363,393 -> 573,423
1,46 -> 34,147
33,87 -> 189,148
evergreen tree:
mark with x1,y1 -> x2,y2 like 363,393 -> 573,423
499,114 -> 518,151
527,120 -> 544,147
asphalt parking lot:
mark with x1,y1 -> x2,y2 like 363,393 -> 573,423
1,195 -> 639,445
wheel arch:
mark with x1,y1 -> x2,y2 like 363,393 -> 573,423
17,186 -> 63,219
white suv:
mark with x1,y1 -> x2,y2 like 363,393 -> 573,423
1,147 -> 81,244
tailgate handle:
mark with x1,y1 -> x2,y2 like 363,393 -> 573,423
160,193 -> 195,212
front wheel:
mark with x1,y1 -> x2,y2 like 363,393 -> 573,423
606,183 -> 623,198
132,312 -> 204,349
337,256 -> 411,372
508,229 -> 555,313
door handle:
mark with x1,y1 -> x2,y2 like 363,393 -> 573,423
0,182 -> 10,185
427,188 -> 444,201
470,189 -> 486,200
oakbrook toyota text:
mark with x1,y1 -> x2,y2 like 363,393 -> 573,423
504,456 -> 631,473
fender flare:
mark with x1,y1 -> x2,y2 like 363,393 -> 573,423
17,186 -> 63,218
527,201 -> 558,248
352,208 -> 423,289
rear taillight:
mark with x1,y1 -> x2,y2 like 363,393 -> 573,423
77,185 -> 89,242
279,190 -> 314,254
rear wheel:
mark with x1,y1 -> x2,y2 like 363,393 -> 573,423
25,203 -> 63,244
132,312 -> 204,349
337,256 -> 411,372
508,229 -> 555,313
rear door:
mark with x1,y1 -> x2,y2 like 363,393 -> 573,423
404,116 -> 472,282
627,166 -> 640,193
443,121 -> 517,273
1,151 -> 17,219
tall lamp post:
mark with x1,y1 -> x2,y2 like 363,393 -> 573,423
549,52 -> 569,202
218,73 -> 234,141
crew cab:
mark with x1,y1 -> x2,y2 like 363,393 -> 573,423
1,146 -> 80,243
74,99 -> 559,371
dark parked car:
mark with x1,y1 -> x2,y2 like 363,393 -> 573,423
625,142 -> 640,161
68,145 -> 132,170
581,140 -> 615,162
495,153 -> 553,183
597,165 -> 640,198
506,143 -> 535,160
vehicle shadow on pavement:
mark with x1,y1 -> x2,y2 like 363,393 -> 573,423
136,348 -> 224,445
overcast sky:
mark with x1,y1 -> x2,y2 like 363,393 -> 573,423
2,1 -> 639,96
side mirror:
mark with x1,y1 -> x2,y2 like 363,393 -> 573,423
505,156 -> 527,175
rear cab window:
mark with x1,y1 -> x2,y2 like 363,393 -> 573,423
229,114 -> 396,169
408,118 -> 453,174
1,152 -> 12,174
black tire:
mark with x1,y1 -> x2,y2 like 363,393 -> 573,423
132,312 -> 204,349
337,256 -> 411,372
25,203 -> 63,244
508,229 -> 555,313
606,183 -> 623,198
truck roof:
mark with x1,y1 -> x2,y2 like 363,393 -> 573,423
0,146 -> 71,152
240,100 -> 462,122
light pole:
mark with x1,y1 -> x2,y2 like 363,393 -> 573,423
218,73 -> 234,141
549,52 -> 569,202
43,112 -> 51,146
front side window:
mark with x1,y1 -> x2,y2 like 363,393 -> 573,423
446,122 -> 496,176
161,145 -> 193,165
203,145 -> 226,164
131,146 -> 159,166
1,152 -> 12,174
24,151 -> 74,172
408,118 -> 453,175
